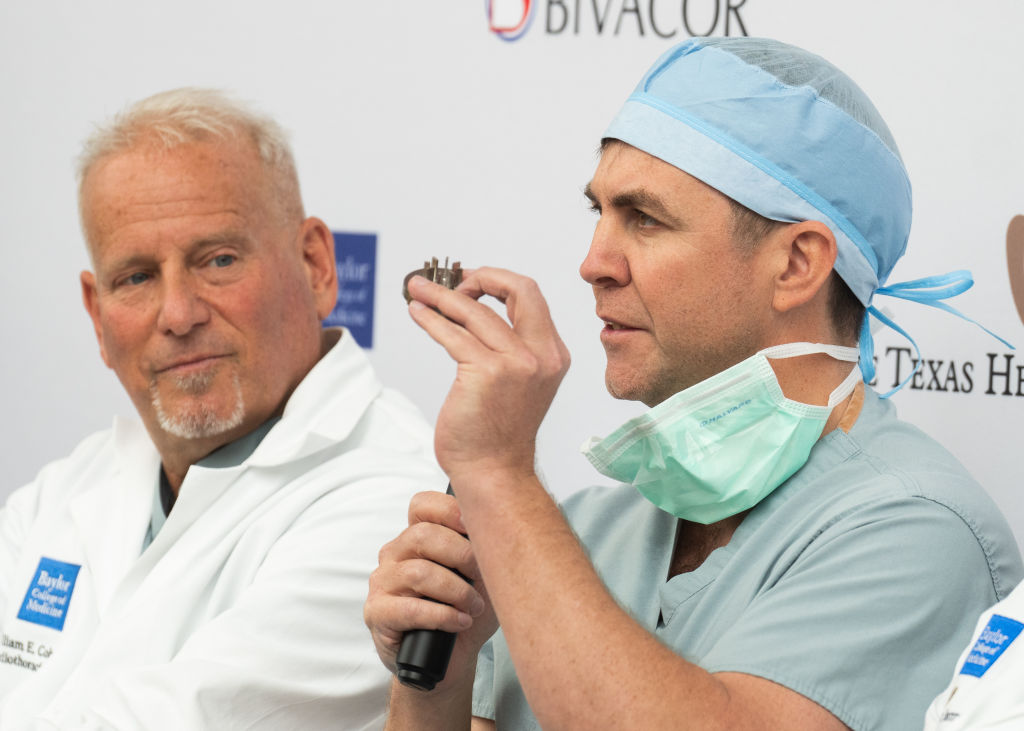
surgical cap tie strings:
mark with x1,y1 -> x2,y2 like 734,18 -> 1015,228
859,270 -> 1015,397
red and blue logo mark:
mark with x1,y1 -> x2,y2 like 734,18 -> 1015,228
487,0 -> 536,42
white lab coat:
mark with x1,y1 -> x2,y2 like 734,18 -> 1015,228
924,580 -> 1024,730
0,329 -> 445,730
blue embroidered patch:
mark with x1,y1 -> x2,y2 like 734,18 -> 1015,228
16,557 -> 81,631
959,614 -> 1024,678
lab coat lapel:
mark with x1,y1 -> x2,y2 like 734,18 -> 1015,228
105,461 -> 244,613
68,417 -> 158,615
154,463 -> 241,548
251,329 -> 381,467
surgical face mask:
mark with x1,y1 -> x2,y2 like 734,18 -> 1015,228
582,343 -> 861,524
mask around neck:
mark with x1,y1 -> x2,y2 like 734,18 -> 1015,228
581,342 -> 861,524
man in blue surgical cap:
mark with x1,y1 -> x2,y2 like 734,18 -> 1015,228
364,38 -> 1023,730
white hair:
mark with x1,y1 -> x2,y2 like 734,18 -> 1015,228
150,369 -> 245,440
77,87 -> 304,243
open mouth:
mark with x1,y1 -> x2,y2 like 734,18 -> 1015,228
603,320 -> 640,331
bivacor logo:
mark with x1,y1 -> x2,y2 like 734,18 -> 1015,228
1007,215 -> 1024,325
488,0 -> 536,41
489,0 -> 750,41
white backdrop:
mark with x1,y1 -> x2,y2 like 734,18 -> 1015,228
3,1 -> 1024,548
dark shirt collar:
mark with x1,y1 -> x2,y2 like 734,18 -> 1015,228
155,416 -> 281,520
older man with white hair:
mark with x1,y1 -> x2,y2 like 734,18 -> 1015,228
0,88 -> 444,729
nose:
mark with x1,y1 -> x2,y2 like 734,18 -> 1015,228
156,270 -> 211,337
579,217 -> 630,288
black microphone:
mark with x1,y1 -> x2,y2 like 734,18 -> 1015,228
396,625 -> 457,691
395,484 -> 468,691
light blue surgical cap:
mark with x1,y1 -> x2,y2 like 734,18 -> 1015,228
604,37 -> 1010,393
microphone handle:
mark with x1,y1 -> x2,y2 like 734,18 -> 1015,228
396,625 -> 457,691
395,484 -> 467,691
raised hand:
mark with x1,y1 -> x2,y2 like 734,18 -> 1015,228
405,267 -> 571,490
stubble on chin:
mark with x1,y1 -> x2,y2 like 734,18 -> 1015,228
605,360 -> 680,407
150,370 -> 245,440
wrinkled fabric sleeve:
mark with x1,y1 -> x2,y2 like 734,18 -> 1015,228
471,638 -> 497,721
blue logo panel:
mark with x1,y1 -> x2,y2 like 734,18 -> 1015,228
959,614 -> 1024,677
324,232 -> 377,349
17,557 -> 81,631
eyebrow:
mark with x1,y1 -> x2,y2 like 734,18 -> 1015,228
100,231 -> 251,278
583,183 -> 683,228
190,231 -> 250,251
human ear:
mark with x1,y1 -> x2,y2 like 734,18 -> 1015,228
771,221 -> 837,313
80,270 -> 112,368
298,217 -> 339,320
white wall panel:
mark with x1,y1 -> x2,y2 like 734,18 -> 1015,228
3,1 -> 1023,548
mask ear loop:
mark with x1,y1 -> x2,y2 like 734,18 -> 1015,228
827,359 -> 863,408
761,342 -> 860,361
760,342 -> 862,408
859,271 -> 1015,398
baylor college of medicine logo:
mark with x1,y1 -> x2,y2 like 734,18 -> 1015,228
487,0 -> 536,41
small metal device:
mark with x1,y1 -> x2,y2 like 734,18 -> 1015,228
402,257 -> 463,303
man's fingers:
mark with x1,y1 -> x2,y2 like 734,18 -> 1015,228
372,554 -> 484,615
407,275 -> 517,356
407,270 -> 570,383
367,520 -> 486,648
457,267 -> 568,349
462,268 -> 572,391
407,298 -> 500,369
385,595 -> 474,634
364,593 -> 475,672
407,491 -> 467,534
378,522 -> 481,584
405,264 -> 571,485
375,493 -> 483,601
364,488 -> 495,678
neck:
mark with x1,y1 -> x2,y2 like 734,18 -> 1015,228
824,380 -> 863,436
160,435 -> 233,494
768,351 -> 853,401
669,512 -> 747,578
